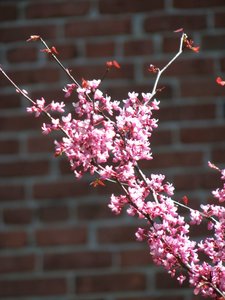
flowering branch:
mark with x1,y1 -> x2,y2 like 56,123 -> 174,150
1,32 -> 224,299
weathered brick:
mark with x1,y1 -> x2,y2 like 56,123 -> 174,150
173,0 -> 225,9
0,67 -> 60,87
0,3 -> 18,21
97,225 -> 137,244
86,41 -> 115,58
77,202 -> 112,220
120,248 -> 152,267
214,12 -> 225,28
33,180 -> 90,200
0,254 -> 35,273
0,159 -> 49,177
36,226 -> 87,246
202,33 -> 225,51
0,139 -> 19,155
140,150 -> 204,170
156,103 -> 216,122
38,206 -> 69,222
156,271 -> 189,289
0,231 -> 27,248
124,39 -> 154,56
44,251 -> 112,270
0,114 -> 44,132
7,45 -> 37,63
76,272 -> 146,294
0,24 -> 57,43
180,125 -> 225,144
26,1 -> 90,18
65,18 -> 131,38
0,93 -> 21,109
27,135 -> 53,153
0,278 -> 67,297
99,0 -> 164,13
144,14 -> 206,33
0,184 -> 25,202
3,208 -> 32,224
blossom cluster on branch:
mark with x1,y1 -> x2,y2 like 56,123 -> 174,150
0,31 -> 225,299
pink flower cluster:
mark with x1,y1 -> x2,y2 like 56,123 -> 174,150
27,77 -> 225,298
1,32 -> 222,299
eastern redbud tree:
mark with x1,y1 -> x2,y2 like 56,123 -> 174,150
1,30 -> 225,299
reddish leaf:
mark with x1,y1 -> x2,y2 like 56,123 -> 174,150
174,28 -> 184,33
216,76 -> 225,86
182,195 -> 189,205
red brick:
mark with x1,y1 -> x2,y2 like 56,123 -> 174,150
76,272 -> 146,294
38,206 -> 69,222
0,93 -> 21,109
124,39 -> 154,56
86,41 -> 115,58
180,78 -> 225,97
173,0 -> 225,9
174,171 -> 220,191
151,129 -> 173,146
72,62 -> 134,81
7,46 -> 37,63
97,225 -> 137,244
219,57 -> 225,72
211,147 -> 225,164
0,254 -> 35,273
0,278 -> 66,297
0,3 -> 17,21
156,58 -> 213,77
54,43 -> 78,60
214,12 -> 225,28
156,271 -> 189,289
0,184 -> 25,202
156,103 -> 216,122
36,226 -> 87,246
44,251 -> 112,270
65,18 -> 131,38
163,35 -> 182,53
0,114 -> 44,132
0,67 -> 60,87
202,33 -> 225,51
140,150 -> 203,170
33,179 -> 90,200
26,1 -> 90,18
117,296 -> 184,300
120,248 -> 152,267
0,24 -> 57,43
0,231 -> 27,248
106,83 -> 174,101
0,159 -> 49,177
77,203 -> 112,220
3,208 -> 32,224
0,139 -> 19,155
99,0 -> 164,13
27,135 -> 53,153
180,125 -> 225,144
144,14 -> 206,33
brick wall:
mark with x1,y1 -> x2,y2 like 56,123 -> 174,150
0,0 -> 225,299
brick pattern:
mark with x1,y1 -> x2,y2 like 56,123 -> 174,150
0,1 -> 225,299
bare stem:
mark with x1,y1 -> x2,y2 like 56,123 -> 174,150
145,32 -> 185,105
